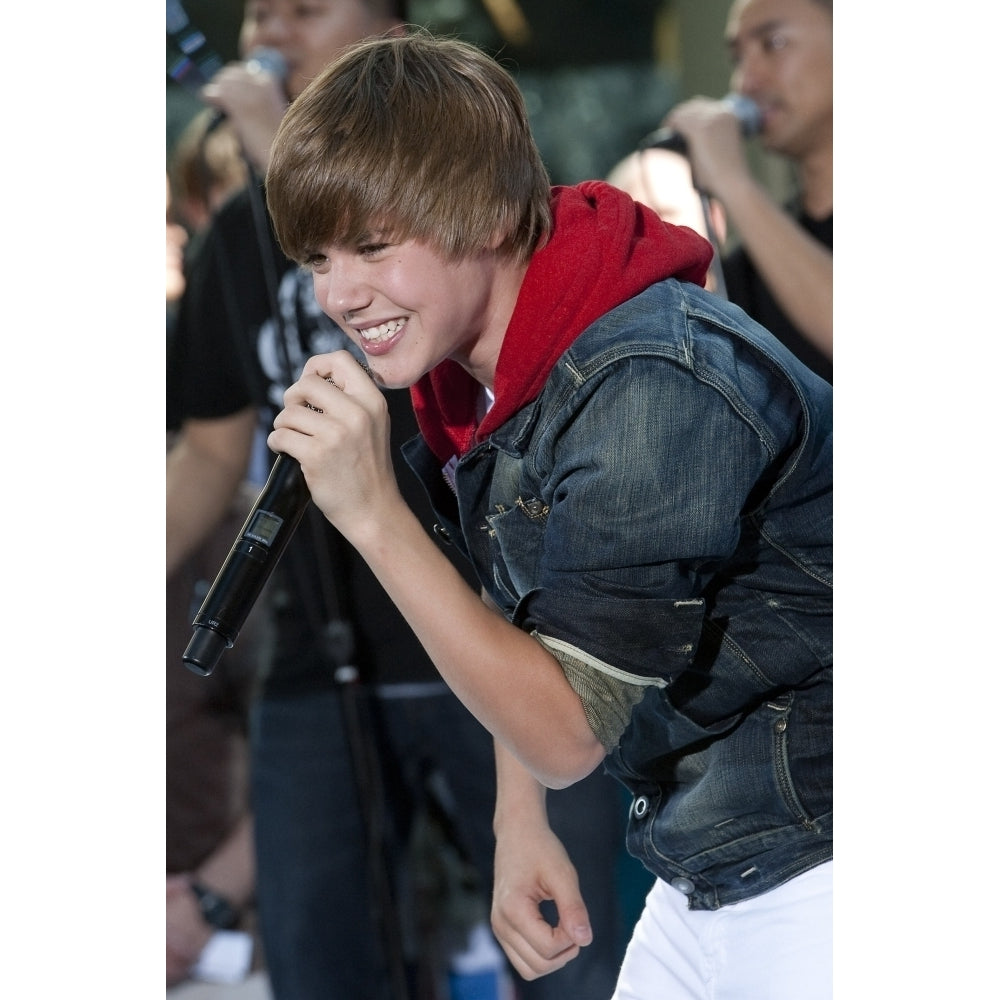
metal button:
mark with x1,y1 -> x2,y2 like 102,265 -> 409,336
670,877 -> 695,895
631,796 -> 649,819
775,718 -> 788,733
432,523 -> 452,544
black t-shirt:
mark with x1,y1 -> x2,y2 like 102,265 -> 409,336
167,184 -> 474,692
722,210 -> 833,384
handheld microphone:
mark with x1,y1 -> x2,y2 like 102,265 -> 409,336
239,47 -> 289,82
183,453 -> 311,677
203,47 -> 289,138
638,94 -> 762,155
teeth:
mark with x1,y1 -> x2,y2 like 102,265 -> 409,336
359,318 -> 406,342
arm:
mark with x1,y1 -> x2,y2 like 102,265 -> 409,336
712,174 -> 832,357
490,740 -> 593,980
193,812 -> 256,911
166,409 -> 257,578
267,354 -> 605,788
166,814 -> 256,987
666,98 -> 832,358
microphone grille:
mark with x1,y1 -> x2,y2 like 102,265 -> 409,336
245,47 -> 289,82
722,93 -> 762,137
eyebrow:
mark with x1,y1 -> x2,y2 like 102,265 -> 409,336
726,17 -> 786,54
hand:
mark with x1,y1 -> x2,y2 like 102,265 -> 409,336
166,174 -> 187,303
268,351 -> 400,545
166,875 -> 212,987
490,817 -> 593,980
663,96 -> 751,197
200,61 -> 288,172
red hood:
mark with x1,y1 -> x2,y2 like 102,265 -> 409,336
411,180 -> 712,464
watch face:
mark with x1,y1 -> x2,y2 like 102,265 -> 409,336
191,881 -> 239,929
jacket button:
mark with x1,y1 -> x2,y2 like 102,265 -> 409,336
432,523 -> 452,544
631,796 -> 649,819
670,877 -> 695,895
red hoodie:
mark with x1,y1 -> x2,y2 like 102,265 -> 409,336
410,180 -> 713,465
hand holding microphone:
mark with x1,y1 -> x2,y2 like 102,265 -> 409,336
184,354 -> 385,677
638,94 -> 761,197
640,93 -> 761,154
267,354 -> 394,545
199,47 -> 289,173
167,3 -> 288,170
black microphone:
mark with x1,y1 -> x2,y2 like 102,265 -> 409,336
183,453 -> 311,677
638,94 -> 762,154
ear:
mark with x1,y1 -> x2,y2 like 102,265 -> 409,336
487,228 -> 508,251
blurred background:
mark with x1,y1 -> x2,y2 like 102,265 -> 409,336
166,0 -> 794,212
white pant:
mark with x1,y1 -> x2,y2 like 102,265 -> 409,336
611,861 -> 832,1000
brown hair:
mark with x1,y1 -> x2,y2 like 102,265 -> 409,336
265,30 -> 552,266
170,108 -> 248,228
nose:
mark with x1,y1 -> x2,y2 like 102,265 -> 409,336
313,255 -> 373,323
731,49 -> 764,98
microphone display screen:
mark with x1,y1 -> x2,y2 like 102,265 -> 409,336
246,509 -> 285,547
182,454 -> 311,677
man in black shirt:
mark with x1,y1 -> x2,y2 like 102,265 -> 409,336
663,0 -> 833,383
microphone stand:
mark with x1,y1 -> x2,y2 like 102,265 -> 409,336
243,172 -> 411,1000
699,190 -> 729,301
633,144 -> 731,301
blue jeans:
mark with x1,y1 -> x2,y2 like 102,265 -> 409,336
251,681 -> 630,999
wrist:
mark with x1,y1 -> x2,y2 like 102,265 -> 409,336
493,775 -> 549,837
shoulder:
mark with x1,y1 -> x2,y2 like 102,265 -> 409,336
564,278 -> 791,378
549,280 -> 829,445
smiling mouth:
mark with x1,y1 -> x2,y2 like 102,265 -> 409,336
358,317 -> 407,344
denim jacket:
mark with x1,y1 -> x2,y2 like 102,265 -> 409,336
403,277 -> 832,910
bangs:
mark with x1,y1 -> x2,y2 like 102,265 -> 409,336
266,31 -> 551,266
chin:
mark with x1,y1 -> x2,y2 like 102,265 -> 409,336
366,365 -> 410,391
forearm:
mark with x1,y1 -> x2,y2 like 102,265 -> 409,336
167,814 -> 256,985
195,813 -> 256,910
349,499 -> 604,787
490,737 -> 595,978
493,737 -> 549,835
722,175 -> 833,357
166,409 -> 257,577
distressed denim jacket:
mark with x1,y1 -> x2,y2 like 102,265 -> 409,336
403,278 -> 832,910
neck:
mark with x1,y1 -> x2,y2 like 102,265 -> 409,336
796,137 -> 833,219
454,256 -> 529,393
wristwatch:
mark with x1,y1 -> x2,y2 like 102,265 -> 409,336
189,879 -> 240,930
